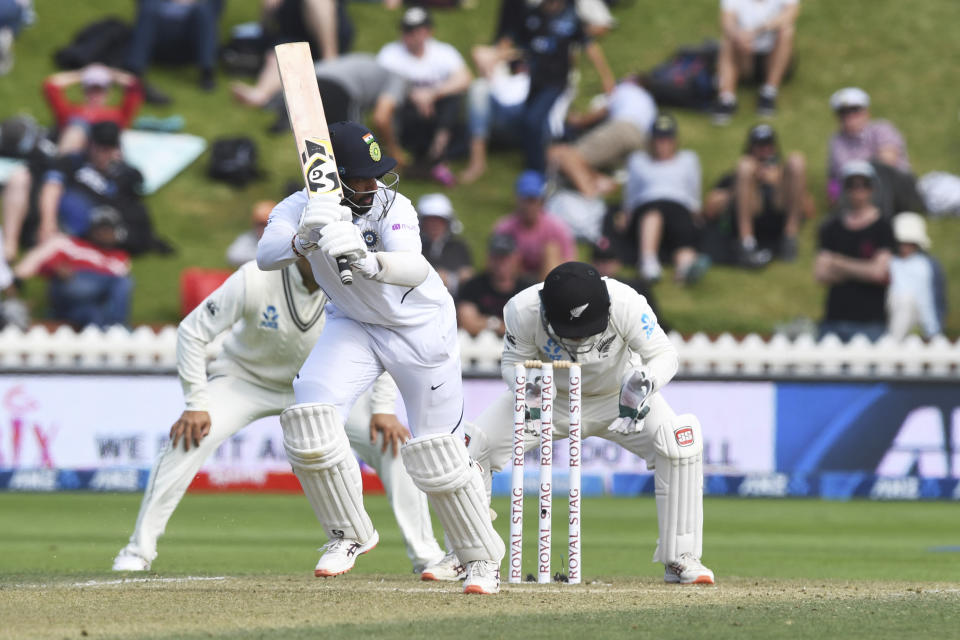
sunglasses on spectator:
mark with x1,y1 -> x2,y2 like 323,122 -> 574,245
844,178 -> 872,190
836,106 -> 864,116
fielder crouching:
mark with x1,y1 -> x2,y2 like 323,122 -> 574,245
466,261 -> 715,584
112,258 -> 445,574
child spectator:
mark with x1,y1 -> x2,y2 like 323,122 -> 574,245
622,114 -> 709,285
815,161 -> 895,342
493,170 -> 576,280
456,233 -> 534,337
712,0 -> 798,123
886,212 -> 946,341
417,193 -> 473,296
226,200 -> 275,267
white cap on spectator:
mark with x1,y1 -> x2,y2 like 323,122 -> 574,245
82,65 -> 112,88
830,87 -> 870,112
418,193 -> 454,220
841,160 -> 876,182
893,212 -> 931,250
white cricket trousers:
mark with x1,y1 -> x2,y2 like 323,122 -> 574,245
124,376 -> 443,571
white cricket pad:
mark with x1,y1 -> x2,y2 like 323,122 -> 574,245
401,433 -> 505,564
280,403 -> 375,543
651,414 -> 704,564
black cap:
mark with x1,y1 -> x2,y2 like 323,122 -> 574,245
747,123 -> 776,146
540,262 -> 610,339
329,121 -> 397,180
90,121 -> 120,148
401,6 -> 432,31
651,113 -> 677,138
488,232 -> 515,256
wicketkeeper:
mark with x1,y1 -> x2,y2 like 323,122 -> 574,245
466,261 -> 715,584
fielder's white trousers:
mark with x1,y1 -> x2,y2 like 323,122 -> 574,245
124,376 -> 443,571
293,304 -> 465,437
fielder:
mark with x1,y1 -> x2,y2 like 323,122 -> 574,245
466,261 -> 715,584
257,122 -> 503,594
112,258 -> 445,574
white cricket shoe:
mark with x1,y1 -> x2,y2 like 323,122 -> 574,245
462,559 -> 500,594
314,530 -> 379,577
421,551 -> 466,582
112,546 -> 150,572
664,553 -> 715,584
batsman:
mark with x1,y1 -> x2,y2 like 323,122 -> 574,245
466,261 -> 715,584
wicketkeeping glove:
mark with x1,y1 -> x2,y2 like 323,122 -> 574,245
606,368 -> 653,436
297,193 -> 350,250
523,376 -> 543,437
318,220 -> 367,264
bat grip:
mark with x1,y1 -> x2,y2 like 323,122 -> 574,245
337,256 -> 353,285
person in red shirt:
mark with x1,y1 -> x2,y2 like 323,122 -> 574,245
43,64 -> 143,153
13,206 -> 133,328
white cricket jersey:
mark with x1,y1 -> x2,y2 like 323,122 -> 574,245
176,261 -> 397,413
258,188 -> 451,327
500,278 -> 678,398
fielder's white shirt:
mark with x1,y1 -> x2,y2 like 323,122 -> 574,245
721,0 -> 798,53
376,39 -> 466,89
176,261 -> 397,412
500,278 -> 678,398
258,188 -> 450,327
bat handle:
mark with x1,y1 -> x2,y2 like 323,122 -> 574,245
337,256 -> 353,285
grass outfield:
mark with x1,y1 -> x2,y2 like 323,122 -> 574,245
1,1 -> 959,335
1,494 -> 957,639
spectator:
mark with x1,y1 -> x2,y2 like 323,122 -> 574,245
376,7 -> 472,185
589,235 -> 668,333
0,227 -> 28,328
702,123 -> 810,267
232,0 -> 350,108
492,0 -> 615,173
13,207 -> 133,328
226,200 -> 276,267
622,114 -> 709,285
827,87 -> 911,203
711,0 -> 798,123
814,161 -> 895,342
456,233 -> 533,337
0,0 -> 31,75
124,0 -> 224,98
493,170 -> 576,280
263,53 -> 408,164
417,193 -> 473,296
42,64 -> 143,153
548,74 -> 657,198
886,212 -> 946,341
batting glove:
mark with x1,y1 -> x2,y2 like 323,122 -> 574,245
607,368 -> 653,435
297,193 -> 350,249
318,220 -> 367,264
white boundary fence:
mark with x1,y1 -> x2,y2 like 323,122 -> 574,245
1,325 -> 959,378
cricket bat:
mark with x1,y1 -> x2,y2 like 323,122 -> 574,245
275,41 -> 353,285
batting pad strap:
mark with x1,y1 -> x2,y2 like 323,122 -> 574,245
402,434 -> 505,564
370,252 -> 430,287
652,414 -> 704,564
280,403 -> 375,544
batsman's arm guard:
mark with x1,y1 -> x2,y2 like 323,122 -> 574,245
361,251 -> 430,287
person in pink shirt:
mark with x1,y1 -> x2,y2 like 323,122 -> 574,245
493,170 -> 576,280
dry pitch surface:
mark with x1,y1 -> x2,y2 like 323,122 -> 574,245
3,574 -> 958,640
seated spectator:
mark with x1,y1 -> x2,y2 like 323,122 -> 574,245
702,123 -> 810,267
13,207 -> 133,328
886,212 -> 946,341
814,161 -> 895,342
0,0 -> 32,75
417,193 -> 473,296
226,200 -> 275,267
622,114 -> 709,285
827,87 -> 910,203
711,0 -> 798,123
232,0 -> 350,108
456,233 -> 534,337
0,227 -> 28,328
493,170 -> 576,280
589,235 -> 668,333
490,0 -> 615,173
376,7 -> 472,185
264,53 -> 408,164
548,74 -> 657,198
124,0 -> 225,99
43,64 -> 143,153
